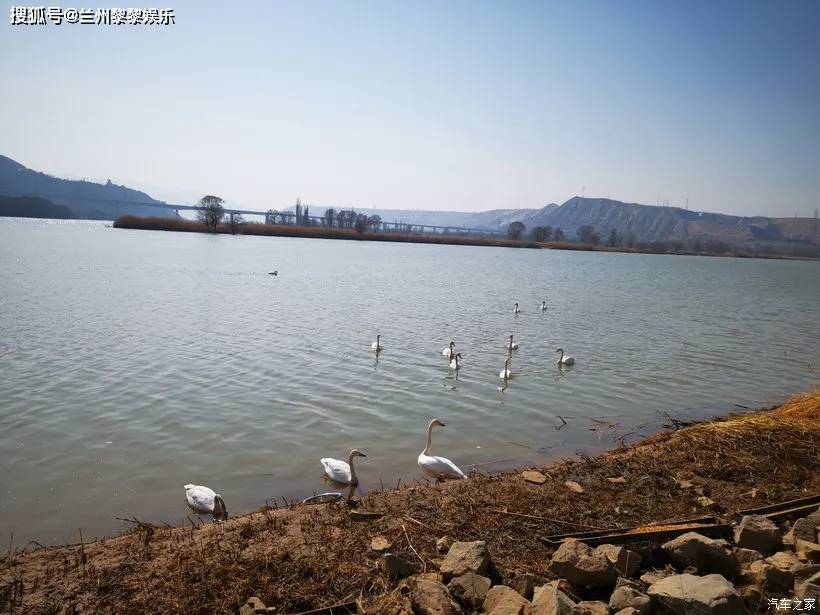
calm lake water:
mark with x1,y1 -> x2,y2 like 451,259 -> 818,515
1,217 -> 818,545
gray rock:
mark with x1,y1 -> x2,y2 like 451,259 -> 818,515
661,532 -> 737,577
447,572 -> 491,610
639,569 -> 673,586
795,539 -> 820,563
794,563 -> 820,580
609,584 -> 650,615
738,585 -> 763,613
647,573 -> 743,615
440,541 -> 491,581
794,570 -> 820,601
532,581 -> 575,615
572,600 -> 609,615
239,597 -> 267,615
742,559 -> 793,592
483,585 -> 530,615
437,536 -> 454,554
612,610 -> 640,615
805,506 -> 820,525
734,515 -> 781,554
383,553 -> 416,580
371,536 -> 391,552
733,547 -> 763,565
614,577 -> 646,591
595,544 -> 641,578
784,517 -> 818,545
411,574 -> 462,615
548,540 -> 618,587
514,572 -> 537,600
767,550 -> 803,572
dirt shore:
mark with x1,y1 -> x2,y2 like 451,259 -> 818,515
2,392 -> 818,614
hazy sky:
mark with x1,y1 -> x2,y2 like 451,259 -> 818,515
2,1 -> 819,217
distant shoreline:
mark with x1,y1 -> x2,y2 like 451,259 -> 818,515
112,215 -> 546,249
110,215 -> 818,260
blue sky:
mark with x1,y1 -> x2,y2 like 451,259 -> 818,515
2,0 -> 819,216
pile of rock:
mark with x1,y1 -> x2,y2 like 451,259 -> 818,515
239,506 -> 820,614
376,505 -> 819,615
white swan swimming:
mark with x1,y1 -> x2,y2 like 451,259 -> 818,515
371,335 -> 382,352
499,357 -> 514,380
320,449 -> 367,485
556,348 -> 576,366
449,352 -> 462,370
417,418 -> 467,480
508,334 -> 519,351
513,302 -> 521,314
540,300 -> 547,311
184,484 -> 228,521
442,340 -> 456,359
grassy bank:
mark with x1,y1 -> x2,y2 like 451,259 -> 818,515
2,392 -> 818,613
112,215 -> 818,259
112,216 -> 542,249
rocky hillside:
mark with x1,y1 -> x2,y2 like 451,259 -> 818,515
520,197 -> 818,244
0,155 -> 173,220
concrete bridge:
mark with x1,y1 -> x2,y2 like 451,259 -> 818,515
11,191 -> 500,237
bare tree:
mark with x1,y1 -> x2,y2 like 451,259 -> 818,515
507,221 -> 526,240
553,227 -> 566,241
354,213 -> 368,235
577,225 -> 595,243
324,207 -> 336,228
228,212 -> 244,234
197,195 -> 224,232
530,226 -> 552,242
608,228 -> 620,247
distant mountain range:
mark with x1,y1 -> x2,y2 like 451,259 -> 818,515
2,154 -> 817,249
302,199 -> 817,246
516,197 -> 818,245
0,155 -> 173,219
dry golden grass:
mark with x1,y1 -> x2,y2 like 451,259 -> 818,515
113,216 -> 540,249
2,392 -> 818,614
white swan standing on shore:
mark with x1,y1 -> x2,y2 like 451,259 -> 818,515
508,334 -> 519,352
320,449 -> 367,485
556,348 -> 575,366
371,335 -> 382,352
540,300 -> 547,311
499,357 -> 513,380
449,352 -> 462,370
184,484 -> 228,521
417,418 -> 467,480
442,341 -> 456,359
513,302 -> 521,314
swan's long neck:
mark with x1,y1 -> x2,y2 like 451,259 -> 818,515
423,422 -> 434,455
348,452 -> 359,483
376,335 -> 380,350
558,349 -> 564,362
214,495 -> 227,519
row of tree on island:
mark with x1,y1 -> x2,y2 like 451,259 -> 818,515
193,195 -> 807,256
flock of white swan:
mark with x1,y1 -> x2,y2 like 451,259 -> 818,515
184,300 -> 576,521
